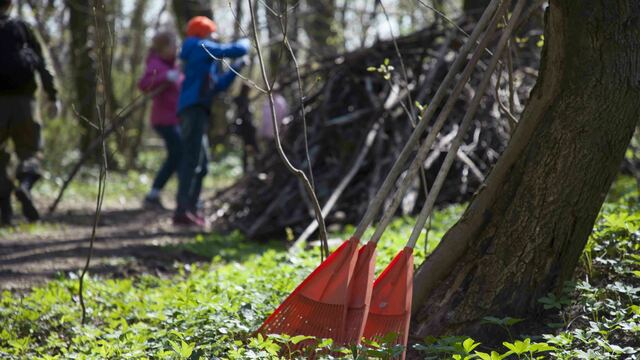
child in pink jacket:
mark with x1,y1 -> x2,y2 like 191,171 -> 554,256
138,31 -> 183,208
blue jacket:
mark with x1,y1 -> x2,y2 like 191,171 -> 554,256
210,59 -> 242,95
177,37 -> 249,113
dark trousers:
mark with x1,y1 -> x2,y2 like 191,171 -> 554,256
0,96 -> 42,199
176,106 -> 209,214
151,125 -> 182,191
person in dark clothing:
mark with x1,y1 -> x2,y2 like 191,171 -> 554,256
0,0 -> 58,226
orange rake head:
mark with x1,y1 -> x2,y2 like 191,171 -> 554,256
364,247 -> 414,359
341,240 -> 377,345
257,237 -> 360,346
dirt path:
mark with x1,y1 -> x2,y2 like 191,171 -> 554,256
0,202 -> 209,291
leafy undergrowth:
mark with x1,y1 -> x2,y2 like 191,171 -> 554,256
0,206 -> 458,359
0,178 -> 639,359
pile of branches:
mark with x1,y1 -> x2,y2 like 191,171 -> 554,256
210,19 -> 542,241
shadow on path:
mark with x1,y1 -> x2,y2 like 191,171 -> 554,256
0,207 -> 210,290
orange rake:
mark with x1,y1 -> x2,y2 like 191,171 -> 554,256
257,237 -> 360,345
339,0 -> 504,348
256,0 -> 505,351
360,1 -> 523,356
342,240 -> 377,343
364,247 -> 413,356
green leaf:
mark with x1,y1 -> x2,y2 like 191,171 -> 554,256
290,335 -> 313,345
462,338 -> 481,353
502,339 -> 530,355
475,350 -> 504,360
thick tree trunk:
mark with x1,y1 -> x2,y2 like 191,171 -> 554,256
411,0 -> 640,340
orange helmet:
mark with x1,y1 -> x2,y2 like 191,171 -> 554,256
186,16 -> 217,38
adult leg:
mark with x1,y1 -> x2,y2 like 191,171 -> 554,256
0,98 -> 13,225
12,97 -> 42,222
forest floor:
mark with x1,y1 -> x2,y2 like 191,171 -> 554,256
0,170 -> 638,358
0,162 -> 241,291
0,202 -> 207,291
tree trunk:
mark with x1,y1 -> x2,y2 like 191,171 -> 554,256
233,0 -> 243,39
264,0 -> 283,78
411,0 -> 640,340
93,0 -> 119,123
66,0 -> 98,152
171,0 -> 212,37
304,0 -> 337,57
124,0 -> 149,169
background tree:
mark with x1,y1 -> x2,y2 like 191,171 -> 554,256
264,0 -> 284,78
122,0 -> 150,168
93,0 -> 119,122
304,0 -> 338,58
65,0 -> 98,151
411,0 -> 640,340
172,0 -> 212,36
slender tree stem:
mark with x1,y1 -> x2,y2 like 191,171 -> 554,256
248,0 -> 329,258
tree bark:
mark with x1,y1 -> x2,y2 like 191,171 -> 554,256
66,0 -> 98,151
233,0 -> 243,39
264,0 -> 283,78
93,0 -> 119,123
304,0 -> 337,57
124,0 -> 149,169
411,0 -> 640,340
171,0 -> 212,37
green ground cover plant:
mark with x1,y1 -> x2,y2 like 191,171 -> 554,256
0,178 -> 638,359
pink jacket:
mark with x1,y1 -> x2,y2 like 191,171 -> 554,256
137,51 -> 182,126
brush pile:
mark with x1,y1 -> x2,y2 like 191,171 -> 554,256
210,19 -> 543,240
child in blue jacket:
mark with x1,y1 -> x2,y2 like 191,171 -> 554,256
174,16 -> 250,227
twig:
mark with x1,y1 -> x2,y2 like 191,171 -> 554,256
494,62 -> 518,132
292,120 -> 381,248
248,0 -> 329,259
153,0 -> 168,31
368,0 -> 509,245
354,0 -> 505,240
78,103 -> 107,325
380,0 -> 431,233
406,0 -> 527,248
79,1 -> 110,325
456,149 -> 484,182
506,35 -> 515,114
324,109 -> 372,126
200,45 -> 266,93
277,0 -> 316,191
415,0 -> 496,59
48,86 -> 165,214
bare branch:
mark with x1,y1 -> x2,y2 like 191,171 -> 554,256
247,0 -> 329,259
